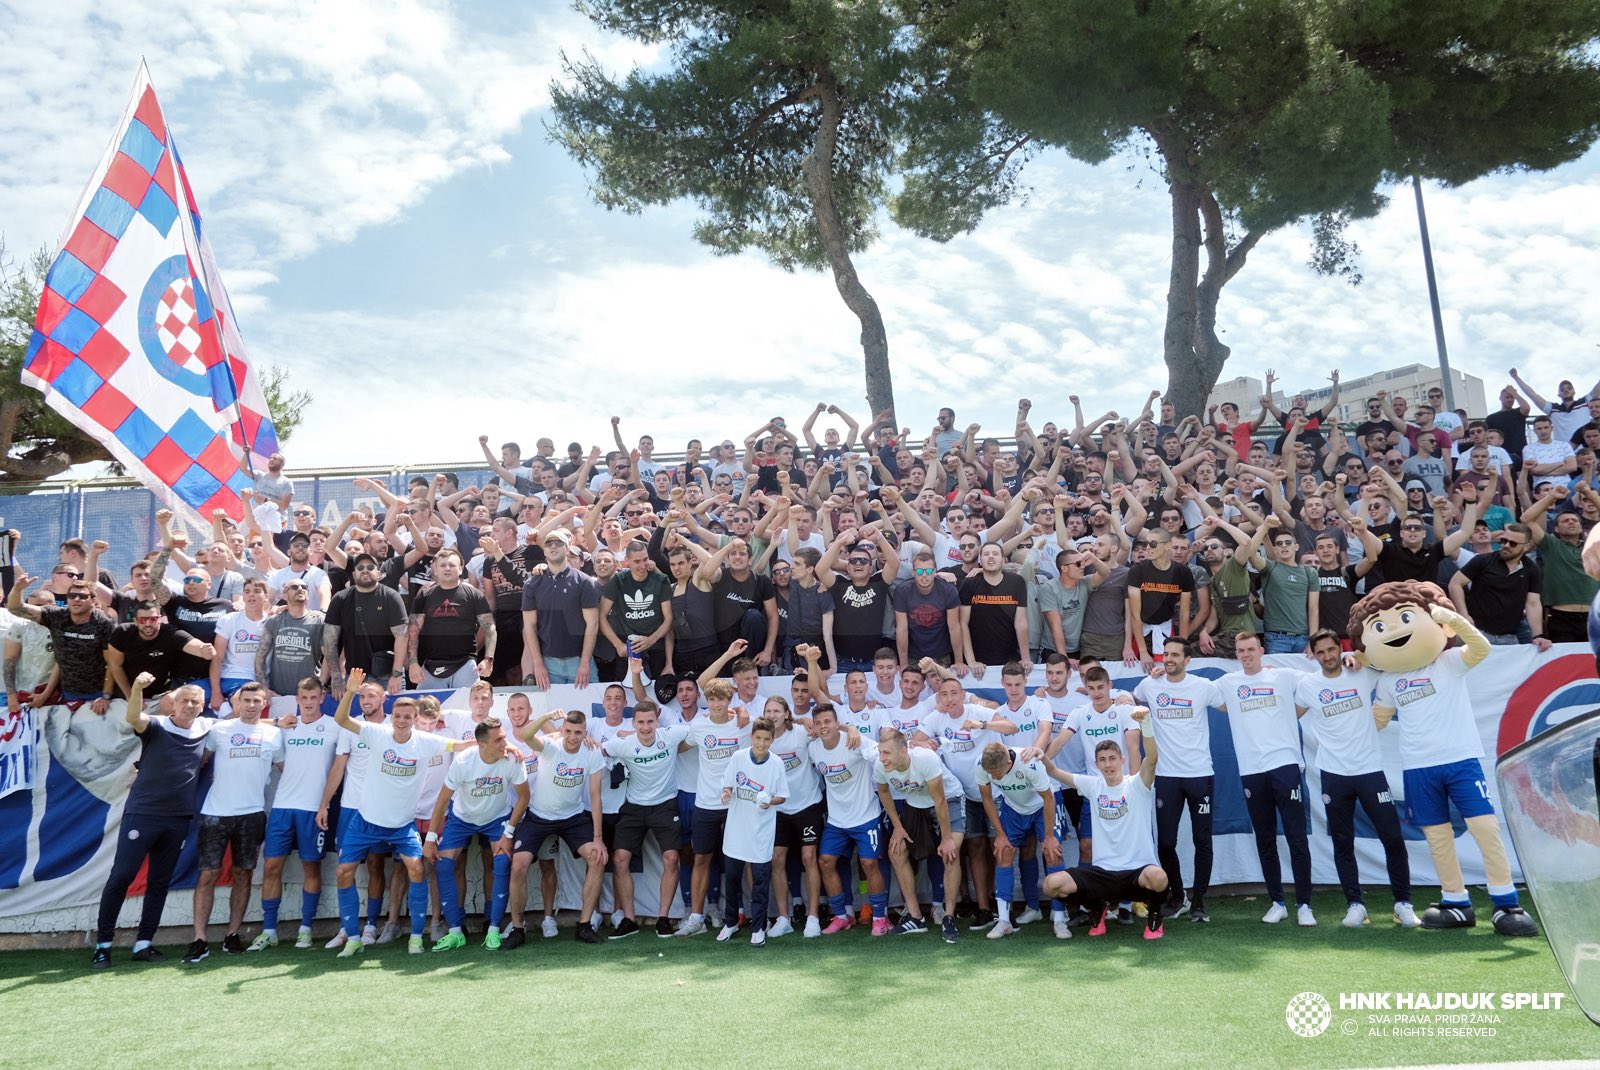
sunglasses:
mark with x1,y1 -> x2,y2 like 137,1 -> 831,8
294,510 -> 314,517
1401,525 -> 1425,532
183,576 -> 207,584
848,557 -> 872,566
355,563 -> 377,572
55,569 -> 82,577
913,567 -> 935,576
135,616 -> 163,624
67,592 -> 92,600
283,583 -> 309,591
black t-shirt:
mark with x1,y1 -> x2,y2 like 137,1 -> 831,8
109,623 -> 197,695
1485,409 -> 1527,459
958,572 -> 1029,664
163,596 -> 230,681
603,569 -> 672,640
1126,560 -> 1196,626
829,577 -> 892,662
39,606 -> 114,695
1376,541 -> 1444,586
410,582 -> 490,667
1353,420 -> 1401,448
1460,554 -> 1542,635
1316,565 -> 1361,639
712,570 -> 776,645
326,583 -> 410,673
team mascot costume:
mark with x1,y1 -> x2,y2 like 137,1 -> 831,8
1347,580 -> 1538,936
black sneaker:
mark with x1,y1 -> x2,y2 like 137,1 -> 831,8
1491,906 -> 1538,937
130,946 -> 166,963
655,917 -> 676,938
181,939 -> 209,964
575,922 -> 602,945
1068,907 -> 1094,929
609,918 -> 641,940
1190,906 -> 1211,924
1421,902 -> 1477,929
941,917 -> 960,944
894,915 -> 928,935
1115,907 -> 1134,925
222,932 -> 245,955
501,925 -> 526,950
955,901 -> 977,921
91,947 -> 111,969
968,909 -> 997,931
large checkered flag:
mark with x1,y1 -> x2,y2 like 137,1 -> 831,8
21,61 -> 279,528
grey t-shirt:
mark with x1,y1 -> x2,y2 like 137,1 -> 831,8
1081,564 -> 1128,638
1036,576 -> 1093,654
262,610 -> 324,694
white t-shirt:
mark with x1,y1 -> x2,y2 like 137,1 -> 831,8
1072,771 -> 1157,870
1132,674 -> 1220,779
202,719 -> 284,817
603,724 -> 693,808
873,746 -> 958,811
1037,687 -> 1087,773
413,738 -> 452,821
268,565 -> 331,612
686,715 -> 752,813
1373,648 -> 1483,770
662,702 -> 707,793
529,741 -> 605,821
776,530 -> 826,565
214,610 -> 266,681
875,702 -> 930,746
352,721 -> 449,828
999,696 -> 1051,750
721,747 -> 791,864
1293,668 -> 1383,778
772,724 -> 823,813
975,752 -> 1053,815
920,705 -> 1001,801
808,732 -> 880,828
335,714 -> 386,807
1215,668 -> 1305,776
1059,701 -> 1139,776
273,714 -> 339,811
591,717 -> 631,815
839,701 -> 885,738
1524,439 -> 1575,470
445,748 -> 528,825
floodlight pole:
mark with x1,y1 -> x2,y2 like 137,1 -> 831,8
1412,175 -> 1456,411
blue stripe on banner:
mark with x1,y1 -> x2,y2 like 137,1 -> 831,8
45,252 -> 97,304
138,184 -> 179,238
35,758 -> 109,882
118,119 -> 165,174
113,408 -> 164,455
53,359 -> 105,408
0,787 -> 31,889
208,362 -> 238,409
83,187 -> 136,240
173,464 -> 223,508
48,309 -> 102,355
167,409 -> 215,456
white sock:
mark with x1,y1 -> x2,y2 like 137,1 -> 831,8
996,900 -> 1011,924
1052,908 -> 1066,922
261,927 -> 276,938
449,926 -> 462,935
488,925 -> 500,934
131,940 -> 149,952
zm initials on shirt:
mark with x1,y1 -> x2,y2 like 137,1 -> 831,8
1317,688 -> 1363,716
1236,685 -> 1281,712
380,749 -> 418,777
1392,678 -> 1438,706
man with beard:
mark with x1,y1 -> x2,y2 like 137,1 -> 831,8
521,529 -> 599,689
600,540 -> 673,681
257,577 -> 326,698
323,552 -> 411,699
893,548 -> 962,669
476,519 -> 539,684
1521,485 -> 1600,644
104,600 -> 216,699
6,573 -> 113,709
268,531 -> 332,612
1448,522 -> 1549,648
408,548 -> 493,689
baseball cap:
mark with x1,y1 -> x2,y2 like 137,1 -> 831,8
544,528 -> 572,545
351,552 -> 378,571
288,532 -> 311,546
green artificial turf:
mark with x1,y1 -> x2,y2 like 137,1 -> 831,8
1,891 -> 1592,1070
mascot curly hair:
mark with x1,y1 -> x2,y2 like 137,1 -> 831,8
1348,580 -> 1537,936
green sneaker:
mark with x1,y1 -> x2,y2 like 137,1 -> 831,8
432,931 -> 467,952
335,939 -> 363,959
294,929 -> 313,950
408,935 -> 424,955
246,931 -> 278,953
483,928 -> 502,951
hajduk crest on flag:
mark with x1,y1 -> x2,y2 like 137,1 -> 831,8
21,61 -> 278,528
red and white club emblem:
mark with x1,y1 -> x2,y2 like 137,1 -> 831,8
154,276 -> 205,370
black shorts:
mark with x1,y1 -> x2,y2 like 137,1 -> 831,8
600,811 -> 621,852
197,812 -> 267,871
896,801 -> 940,862
691,806 -> 729,854
775,802 -> 825,850
614,800 -> 680,855
1066,864 -> 1149,904
514,813 -> 592,859
963,798 -> 995,839
1058,788 -> 1086,838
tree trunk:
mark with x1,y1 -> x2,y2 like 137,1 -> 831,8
799,73 -> 897,425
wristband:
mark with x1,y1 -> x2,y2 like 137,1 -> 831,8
424,831 -> 439,844
1139,716 -> 1155,739
503,822 -> 517,838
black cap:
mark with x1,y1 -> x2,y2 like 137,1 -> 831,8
653,673 -> 679,704
288,532 -> 311,546
351,552 -> 378,571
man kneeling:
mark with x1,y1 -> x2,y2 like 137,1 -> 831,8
1040,705 -> 1169,940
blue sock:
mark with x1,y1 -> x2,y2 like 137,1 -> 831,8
678,860 -> 693,908
490,854 -> 511,929
1488,886 -> 1519,909
996,860 -> 1016,904
1020,855 -> 1040,910
366,896 -> 383,929
868,891 -> 889,921
1442,890 -> 1472,905
829,891 -> 848,916
408,881 -> 429,937
339,886 -> 361,937
436,856 -> 462,928
928,854 -> 945,902
301,888 -> 320,927
261,896 -> 281,930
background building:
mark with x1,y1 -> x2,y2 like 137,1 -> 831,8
1205,364 -> 1487,425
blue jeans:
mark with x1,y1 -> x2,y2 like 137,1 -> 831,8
1263,631 -> 1307,654
544,656 -> 593,685
835,656 -> 875,673
1482,632 -> 1521,646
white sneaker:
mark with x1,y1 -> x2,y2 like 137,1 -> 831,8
1342,902 -> 1369,928
1053,919 -> 1073,940
295,928 -> 314,950
802,916 -> 822,938
1014,907 -> 1043,926
1297,904 -> 1317,928
1261,902 -> 1289,924
707,903 -> 724,929
360,924 -> 378,946
325,930 -> 348,950
375,922 -> 400,945
986,920 -> 1016,940
408,935 -> 424,955
541,916 -> 559,939
767,917 -> 794,938
750,929 -> 766,947
716,924 -> 740,942
1393,902 -> 1421,929
675,915 -> 706,937
931,904 -> 946,925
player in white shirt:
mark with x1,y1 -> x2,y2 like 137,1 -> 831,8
208,579 -> 268,710
589,684 -> 633,932
717,717 -> 791,945
868,648 -> 901,706
765,696 -> 824,938
1215,632 -> 1315,927
676,678 -> 752,937
250,678 -> 339,952
188,682 -> 284,961
809,703 -> 887,935
976,742 -> 1061,941
330,671 -> 476,957
1132,637 -> 1219,923
1040,704 -> 1169,940
513,708 -> 609,945
1294,630 -> 1417,930
875,729 -> 965,942
424,716 -> 531,951
500,691 -> 560,949
317,677 -> 392,949
1034,653 -> 1093,901
438,681 -> 498,932
409,697 -> 454,940
996,661 -> 1054,929
604,698 -> 695,939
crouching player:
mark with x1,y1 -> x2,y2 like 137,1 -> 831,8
1040,706 -> 1169,940
424,717 -> 531,950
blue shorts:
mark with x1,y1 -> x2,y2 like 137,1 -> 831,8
1403,759 -> 1495,828
218,677 -> 254,699
264,808 -> 325,861
338,813 -> 422,864
821,817 -> 882,860
691,806 -> 729,855
963,798 -> 996,839
335,803 -> 389,855
997,799 -> 1048,845
440,812 -> 510,852
676,790 -> 697,849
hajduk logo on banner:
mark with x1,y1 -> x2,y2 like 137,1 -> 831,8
21,62 -> 279,530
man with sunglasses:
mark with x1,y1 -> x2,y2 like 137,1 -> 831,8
148,515 -> 233,700
104,600 -> 217,700
323,553 -> 410,698
6,574 -> 114,710
894,549 -> 962,670
257,577 -> 326,698
1447,523 -> 1550,649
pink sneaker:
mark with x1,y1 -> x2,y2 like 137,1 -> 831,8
1088,909 -> 1108,937
870,917 -> 892,937
821,915 -> 855,936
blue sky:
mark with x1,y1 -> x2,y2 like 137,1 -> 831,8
4,1 -> 1598,469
